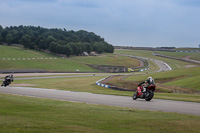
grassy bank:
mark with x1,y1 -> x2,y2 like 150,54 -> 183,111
0,59 -> 99,72
125,67 -> 200,91
70,53 -> 140,67
0,46 -> 141,72
115,49 -> 196,69
0,93 -> 200,133
0,45 -> 98,72
0,45 -> 55,58
156,51 -> 200,61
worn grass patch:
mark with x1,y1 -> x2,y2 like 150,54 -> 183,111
0,93 -> 200,133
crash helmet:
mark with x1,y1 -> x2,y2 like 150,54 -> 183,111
148,76 -> 153,82
148,77 -> 155,84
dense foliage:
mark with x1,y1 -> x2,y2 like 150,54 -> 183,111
0,25 -> 114,56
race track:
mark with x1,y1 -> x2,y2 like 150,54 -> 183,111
0,86 -> 199,116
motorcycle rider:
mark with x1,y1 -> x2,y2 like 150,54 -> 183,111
2,74 -> 14,86
5,74 -> 14,82
138,77 -> 155,92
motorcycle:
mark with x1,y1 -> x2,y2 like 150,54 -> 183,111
1,76 -> 14,87
133,84 -> 156,101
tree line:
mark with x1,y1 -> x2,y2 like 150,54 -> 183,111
0,25 -> 114,56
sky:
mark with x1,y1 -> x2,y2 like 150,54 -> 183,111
0,0 -> 200,48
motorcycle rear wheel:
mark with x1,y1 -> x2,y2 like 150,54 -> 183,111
145,90 -> 154,101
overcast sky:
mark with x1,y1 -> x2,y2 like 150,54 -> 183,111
0,0 -> 200,47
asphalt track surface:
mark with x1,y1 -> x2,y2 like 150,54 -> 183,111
0,74 -> 111,81
116,53 -> 172,72
0,86 -> 200,116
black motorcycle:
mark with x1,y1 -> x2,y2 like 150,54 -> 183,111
1,75 -> 14,87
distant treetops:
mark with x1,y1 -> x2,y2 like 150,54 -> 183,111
0,25 -> 114,56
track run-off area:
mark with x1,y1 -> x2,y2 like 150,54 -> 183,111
0,54 -> 199,116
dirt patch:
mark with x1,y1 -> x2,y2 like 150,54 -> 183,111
10,84 -> 37,87
185,65 -> 199,68
182,56 -> 192,60
25,50 -> 43,56
100,75 -> 139,91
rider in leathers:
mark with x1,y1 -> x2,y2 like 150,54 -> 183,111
3,74 -> 14,86
138,77 -> 155,92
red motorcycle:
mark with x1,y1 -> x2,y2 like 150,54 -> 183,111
133,85 -> 156,101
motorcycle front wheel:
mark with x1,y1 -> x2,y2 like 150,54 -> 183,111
133,91 -> 138,100
1,82 -> 5,87
145,90 -> 154,101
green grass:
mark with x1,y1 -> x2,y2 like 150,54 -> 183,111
156,51 -> 200,61
163,75 -> 200,91
147,59 -> 160,72
125,67 -> 200,91
115,49 -> 196,69
70,53 -> 140,67
0,46 -> 141,72
174,48 -> 200,51
12,76 -> 131,95
0,59 -> 99,72
126,67 -> 200,82
0,45 -> 55,58
154,93 -> 200,102
0,93 -> 200,133
0,45 -> 98,72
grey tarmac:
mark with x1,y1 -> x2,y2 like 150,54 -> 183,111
0,86 -> 199,116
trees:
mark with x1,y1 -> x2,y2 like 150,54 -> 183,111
62,45 -> 72,57
0,35 -> 2,44
0,25 -> 2,44
20,34 -> 31,49
49,42 -> 57,53
5,34 -> 13,45
83,43 -> 92,53
0,25 -> 114,56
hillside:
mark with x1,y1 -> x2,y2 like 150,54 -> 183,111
0,45 -> 140,73
115,49 -> 199,69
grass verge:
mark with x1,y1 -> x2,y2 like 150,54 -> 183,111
0,93 -> 200,133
